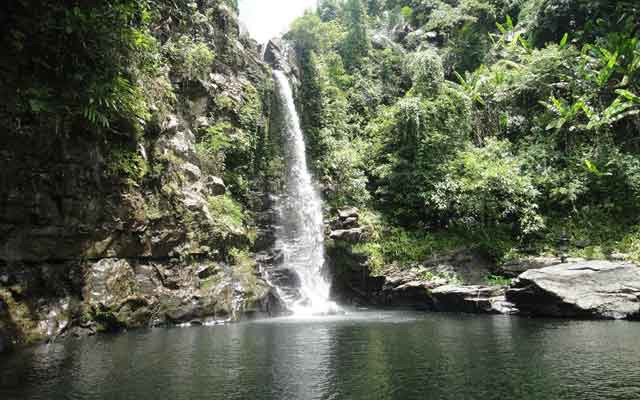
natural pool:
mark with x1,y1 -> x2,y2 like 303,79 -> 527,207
1,311 -> 638,400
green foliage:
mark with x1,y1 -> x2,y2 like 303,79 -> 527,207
520,0 -> 640,47
163,35 -> 215,81
319,0 -> 341,22
208,194 -> 245,233
401,6 -> 414,19
2,0 -> 159,133
369,86 -> 472,223
224,0 -> 239,12
408,50 -> 445,96
197,122 -> 234,174
323,137 -> 371,207
287,13 -> 344,55
196,118 -> 254,200
286,0 -> 640,266
83,76 -> 150,130
485,274 -> 512,286
352,211 -> 466,273
340,0 -> 370,70
434,138 -> 544,238
106,145 -> 149,183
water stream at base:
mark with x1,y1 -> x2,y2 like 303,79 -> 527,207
271,70 -> 339,316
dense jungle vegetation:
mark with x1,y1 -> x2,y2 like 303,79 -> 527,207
2,0 -> 639,273
1,0 -> 265,228
285,0 -> 640,270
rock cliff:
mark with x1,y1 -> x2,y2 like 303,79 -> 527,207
0,1 -> 285,351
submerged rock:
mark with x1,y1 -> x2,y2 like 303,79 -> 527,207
507,261 -> 640,320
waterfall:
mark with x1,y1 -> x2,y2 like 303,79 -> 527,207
271,70 -> 339,316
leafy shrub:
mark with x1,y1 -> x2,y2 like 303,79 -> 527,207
208,194 -> 245,233
352,211 -> 466,273
106,145 -> 148,183
163,35 -> 215,81
408,50 -> 445,96
432,138 -> 544,236
196,122 -> 233,174
485,274 -> 512,286
323,136 -> 371,207
2,1 -> 158,133
369,86 -> 472,223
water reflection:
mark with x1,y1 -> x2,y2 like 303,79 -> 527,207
1,312 -> 639,400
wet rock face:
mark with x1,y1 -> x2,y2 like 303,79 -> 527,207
264,38 -> 300,78
0,1 -> 280,351
329,207 -> 366,244
370,261 -> 517,314
328,240 -> 519,315
0,262 -> 82,346
0,256 -> 283,346
507,261 -> 640,320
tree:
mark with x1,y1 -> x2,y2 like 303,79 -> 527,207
340,0 -> 370,71
367,0 -> 384,17
319,0 -> 340,22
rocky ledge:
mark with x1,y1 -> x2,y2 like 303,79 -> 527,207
366,262 -> 518,315
0,257 -> 284,351
507,261 -> 640,320
328,209 -> 640,321
336,256 -> 640,320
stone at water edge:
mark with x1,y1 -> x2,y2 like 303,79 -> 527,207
431,285 -> 518,315
506,261 -> 640,319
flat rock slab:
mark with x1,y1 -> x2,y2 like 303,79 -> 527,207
507,261 -> 640,320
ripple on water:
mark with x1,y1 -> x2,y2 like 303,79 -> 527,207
1,312 -> 639,400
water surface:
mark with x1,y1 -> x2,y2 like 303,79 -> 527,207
1,311 -> 638,400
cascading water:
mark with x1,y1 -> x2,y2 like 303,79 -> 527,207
271,70 -> 339,316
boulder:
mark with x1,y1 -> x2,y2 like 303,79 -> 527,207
196,264 -> 218,280
263,39 -> 284,67
391,23 -> 413,42
338,207 -> 359,220
263,38 -> 299,79
341,217 -> 358,228
371,33 -> 403,51
162,114 -> 180,135
501,256 -> 562,277
269,268 -> 301,289
180,162 -> 202,181
206,176 -> 226,196
507,261 -> 640,319
383,280 -> 435,309
330,228 -> 363,243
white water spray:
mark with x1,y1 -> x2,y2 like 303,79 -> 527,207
272,71 -> 340,316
